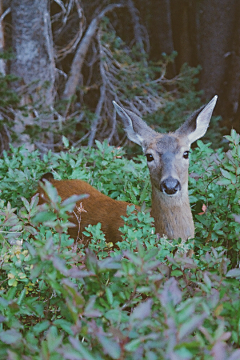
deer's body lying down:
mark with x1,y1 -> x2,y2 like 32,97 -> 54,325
39,96 -> 217,243
38,174 -> 140,243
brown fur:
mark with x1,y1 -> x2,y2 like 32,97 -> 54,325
144,134 -> 194,239
151,187 -> 194,240
38,178 -> 140,244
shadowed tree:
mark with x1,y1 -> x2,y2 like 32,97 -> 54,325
10,0 -> 55,147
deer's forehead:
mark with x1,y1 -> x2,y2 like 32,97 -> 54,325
147,134 -> 187,153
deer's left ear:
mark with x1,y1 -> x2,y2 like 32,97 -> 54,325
175,95 -> 218,144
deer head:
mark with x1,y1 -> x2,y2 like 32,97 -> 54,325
113,96 -> 217,240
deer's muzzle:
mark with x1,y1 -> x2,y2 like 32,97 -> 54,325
160,176 -> 181,196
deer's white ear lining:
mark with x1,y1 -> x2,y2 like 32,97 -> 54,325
188,95 -> 218,144
113,101 -> 144,146
113,101 -> 132,128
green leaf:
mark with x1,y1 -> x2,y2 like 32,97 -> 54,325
6,287 -> 17,300
17,288 -> 27,305
30,263 -> 44,279
21,196 -> 30,211
160,278 -> 182,306
46,326 -> 63,353
62,136 -> 69,148
106,288 -> 113,305
131,299 -> 152,321
98,335 -> 121,359
217,178 -> 231,186
33,321 -> 50,334
69,337 -> 96,360
220,168 -> 232,180
179,314 -> 207,340
53,319 -> 74,335
0,329 -> 22,344
8,278 -> 18,287
125,338 -> 141,352
226,268 -> 240,278
171,270 -> 183,277
33,211 -> 56,224
61,193 -> 88,207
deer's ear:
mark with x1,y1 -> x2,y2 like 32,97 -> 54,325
113,101 -> 156,148
175,95 -> 218,144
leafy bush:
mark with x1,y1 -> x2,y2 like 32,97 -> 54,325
189,130 -> 240,266
0,131 -> 240,358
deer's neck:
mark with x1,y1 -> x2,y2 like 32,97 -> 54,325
151,187 -> 194,241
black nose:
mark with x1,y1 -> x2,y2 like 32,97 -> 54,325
160,177 -> 181,195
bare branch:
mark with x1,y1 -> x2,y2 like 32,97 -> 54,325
88,30 -> 107,146
107,102 -> 117,144
88,83 -> 106,146
54,0 -> 85,61
53,0 -> 66,14
62,3 -> 123,102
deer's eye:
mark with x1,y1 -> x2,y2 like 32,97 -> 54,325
146,154 -> 154,162
183,151 -> 190,159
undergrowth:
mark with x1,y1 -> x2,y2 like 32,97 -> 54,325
0,131 -> 239,359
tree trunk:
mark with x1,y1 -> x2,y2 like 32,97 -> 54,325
170,0 -> 198,71
11,0 -> 55,105
149,0 -> 174,57
197,0 -> 236,99
137,0 -> 176,76
0,0 -> 6,75
222,1 -> 240,132
10,0 -> 55,148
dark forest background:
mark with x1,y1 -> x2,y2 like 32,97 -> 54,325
0,0 -> 239,154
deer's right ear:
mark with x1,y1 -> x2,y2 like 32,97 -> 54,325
113,101 -> 156,148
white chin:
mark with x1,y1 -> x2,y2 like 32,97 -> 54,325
162,190 -> 179,197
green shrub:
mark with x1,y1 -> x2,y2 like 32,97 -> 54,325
189,129 -> 240,266
0,131 -> 240,358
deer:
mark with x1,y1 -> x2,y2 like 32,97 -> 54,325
38,172 -> 140,244
38,95 -> 217,244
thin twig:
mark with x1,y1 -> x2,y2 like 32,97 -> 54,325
88,30 -> 107,146
62,3 -> 123,102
